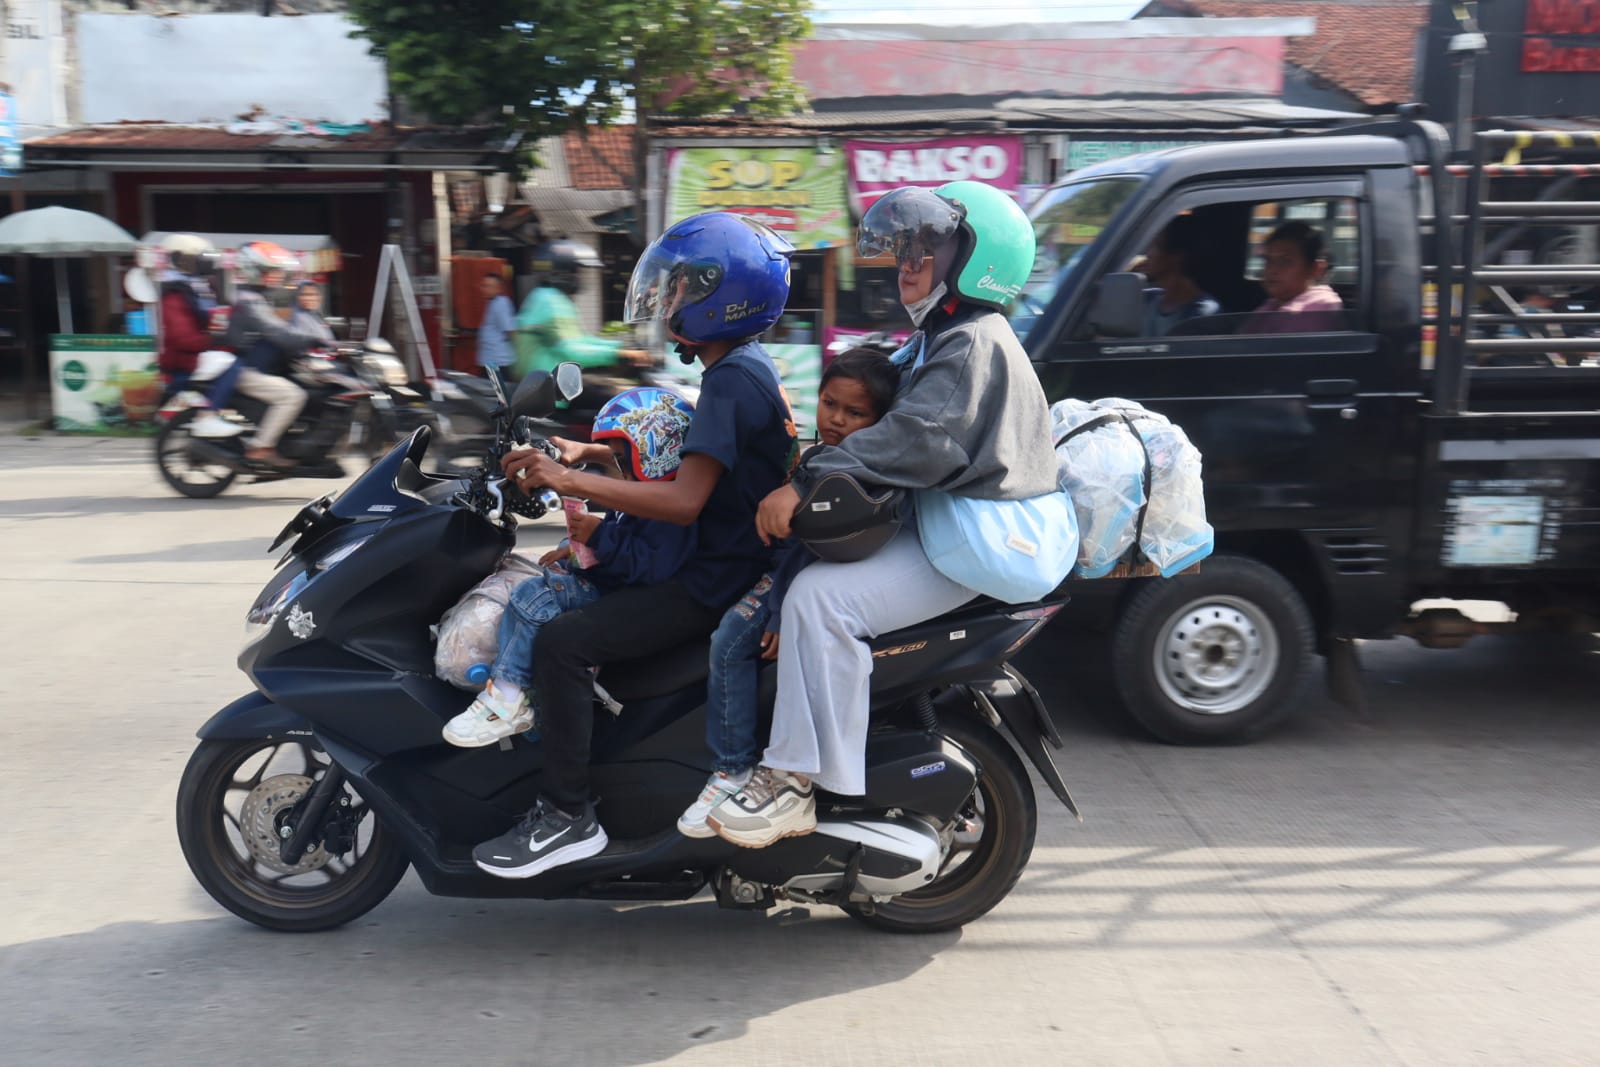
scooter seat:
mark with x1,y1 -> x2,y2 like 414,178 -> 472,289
600,638 -> 713,703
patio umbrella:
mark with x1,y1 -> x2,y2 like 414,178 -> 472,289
0,205 -> 138,332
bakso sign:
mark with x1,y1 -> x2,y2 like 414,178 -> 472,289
846,136 -> 1023,210
666,147 -> 850,249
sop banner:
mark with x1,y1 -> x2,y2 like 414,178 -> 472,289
666,147 -> 850,249
846,136 -> 1023,212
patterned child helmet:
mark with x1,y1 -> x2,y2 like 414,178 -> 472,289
623,212 -> 794,343
590,386 -> 696,481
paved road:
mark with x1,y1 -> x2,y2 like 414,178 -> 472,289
2,433 -> 1598,1066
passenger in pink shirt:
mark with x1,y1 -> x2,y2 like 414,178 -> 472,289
1240,221 -> 1345,334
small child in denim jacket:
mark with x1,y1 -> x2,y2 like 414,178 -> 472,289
442,387 -> 698,747
677,348 -> 900,834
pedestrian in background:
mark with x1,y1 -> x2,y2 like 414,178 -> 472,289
477,272 -> 516,392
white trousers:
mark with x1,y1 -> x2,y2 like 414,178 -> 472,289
235,368 -> 307,450
763,523 -> 975,795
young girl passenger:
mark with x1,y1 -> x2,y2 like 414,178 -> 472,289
441,387 -> 698,747
677,347 -> 901,836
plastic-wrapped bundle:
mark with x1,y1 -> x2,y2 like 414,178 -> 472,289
1049,398 -> 1213,578
432,553 -> 545,690
1051,398 -> 1146,578
1134,411 -> 1213,577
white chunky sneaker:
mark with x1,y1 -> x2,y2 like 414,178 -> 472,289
706,767 -> 816,848
676,769 -> 753,839
441,683 -> 532,748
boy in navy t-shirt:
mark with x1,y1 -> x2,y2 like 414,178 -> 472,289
472,211 -> 797,881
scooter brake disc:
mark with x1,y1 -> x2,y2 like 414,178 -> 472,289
240,774 -> 330,875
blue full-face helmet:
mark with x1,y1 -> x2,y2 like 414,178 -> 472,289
623,212 -> 794,343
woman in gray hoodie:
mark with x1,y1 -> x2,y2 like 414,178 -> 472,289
706,180 -> 1059,847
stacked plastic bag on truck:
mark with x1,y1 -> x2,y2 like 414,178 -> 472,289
432,553 -> 544,690
1050,398 -> 1214,578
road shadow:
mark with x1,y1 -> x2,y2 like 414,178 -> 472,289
77,538 -> 277,565
0,893 -> 955,1066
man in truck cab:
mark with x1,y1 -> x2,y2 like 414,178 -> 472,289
1240,221 -> 1345,335
1140,214 -> 1219,336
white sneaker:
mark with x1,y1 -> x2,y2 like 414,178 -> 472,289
190,411 -> 244,438
676,769 -> 753,838
441,683 -> 533,747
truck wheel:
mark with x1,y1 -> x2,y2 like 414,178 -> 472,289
1112,555 -> 1313,744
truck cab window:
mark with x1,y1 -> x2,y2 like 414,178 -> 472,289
1094,196 -> 1364,342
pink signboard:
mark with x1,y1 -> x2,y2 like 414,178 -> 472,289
846,136 -> 1024,211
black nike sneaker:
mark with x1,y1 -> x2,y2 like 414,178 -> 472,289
473,799 -> 609,879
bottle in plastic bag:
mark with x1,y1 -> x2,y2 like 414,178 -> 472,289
432,553 -> 544,690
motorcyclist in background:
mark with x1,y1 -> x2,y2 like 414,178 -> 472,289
155,233 -> 239,439
225,241 -> 325,468
513,238 -> 650,380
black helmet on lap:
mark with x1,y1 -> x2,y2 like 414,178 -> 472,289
791,471 -> 905,564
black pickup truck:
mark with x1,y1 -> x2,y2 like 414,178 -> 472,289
1013,118 -> 1600,743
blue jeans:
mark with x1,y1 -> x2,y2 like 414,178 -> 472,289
705,573 -> 775,775
492,564 -> 600,690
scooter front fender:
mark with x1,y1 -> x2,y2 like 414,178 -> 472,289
966,665 -> 1081,820
196,691 -> 314,741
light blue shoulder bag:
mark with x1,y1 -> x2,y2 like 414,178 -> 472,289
914,488 -> 1079,604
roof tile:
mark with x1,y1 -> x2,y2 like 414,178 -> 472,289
1160,0 -> 1427,107
561,127 -> 634,190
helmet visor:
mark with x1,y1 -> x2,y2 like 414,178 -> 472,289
856,188 -> 965,271
624,244 -> 725,325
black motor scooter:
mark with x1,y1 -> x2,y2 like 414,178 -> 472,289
176,365 -> 1079,934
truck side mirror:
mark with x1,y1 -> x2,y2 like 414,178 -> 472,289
1088,272 -> 1146,339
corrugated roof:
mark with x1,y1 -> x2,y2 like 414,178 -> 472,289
25,122 -> 505,154
521,186 -> 633,239
652,97 -> 1361,139
1149,0 -> 1427,107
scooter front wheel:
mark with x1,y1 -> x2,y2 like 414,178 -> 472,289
154,410 -> 239,499
176,738 -> 409,932
846,714 -> 1038,934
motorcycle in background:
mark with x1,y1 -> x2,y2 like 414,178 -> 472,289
154,337 -> 420,499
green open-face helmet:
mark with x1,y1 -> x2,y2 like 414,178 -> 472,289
856,180 -> 1036,311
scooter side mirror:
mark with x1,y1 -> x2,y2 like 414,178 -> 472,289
508,370 -> 557,419
554,361 -> 583,402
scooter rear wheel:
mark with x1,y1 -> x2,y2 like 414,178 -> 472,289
155,410 -> 239,499
846,714 -> 1038,934
176,738 -> 409,932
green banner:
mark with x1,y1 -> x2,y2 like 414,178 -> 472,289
667,148 -> 850,249
49,334 -> 161,435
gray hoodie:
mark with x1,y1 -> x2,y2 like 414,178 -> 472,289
791,306 -> 1057,501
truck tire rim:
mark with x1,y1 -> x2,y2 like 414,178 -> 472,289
1153,595 -> 1279,715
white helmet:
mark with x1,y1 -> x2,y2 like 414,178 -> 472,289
160,232 -> 217,276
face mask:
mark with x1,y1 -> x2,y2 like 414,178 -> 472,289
903,281 -> 947,328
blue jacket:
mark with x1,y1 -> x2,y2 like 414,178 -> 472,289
584,511 -> 698,590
